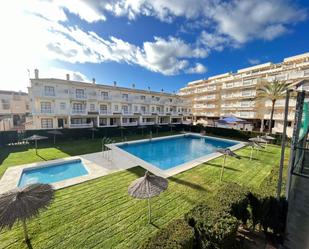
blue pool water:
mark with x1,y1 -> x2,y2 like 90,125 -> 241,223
18,159 -> 88,187
118,135 -> 238,170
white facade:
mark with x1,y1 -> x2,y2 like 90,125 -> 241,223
0,90 -> 29,131
179,52 -> 309,135
27,71 -> 192,130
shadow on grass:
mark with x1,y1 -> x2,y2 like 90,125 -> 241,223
169,177 -> 209,192
126,167 -> 146,178
36,154 -> 47,161
25,239 -> 33,249
239,155 -> 258,161
150,221 -> 160,229
205,162 -> 242,172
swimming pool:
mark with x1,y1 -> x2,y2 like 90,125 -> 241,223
18,159 -> 88,187
117,134 -> 239,170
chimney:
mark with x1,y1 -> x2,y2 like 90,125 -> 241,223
92,78 -> 96,84
113,81 -> 117,87
66,74 -> 70,81
34,69 -> 39,79
132,83 -> 135,89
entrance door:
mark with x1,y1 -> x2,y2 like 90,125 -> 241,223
58,118 -> 64,128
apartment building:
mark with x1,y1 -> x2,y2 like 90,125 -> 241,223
26,70 -> 192,130
0,90 -> 29,131
179,52 -> 309,135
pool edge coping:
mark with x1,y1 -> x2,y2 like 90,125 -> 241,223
108,133 -> 246,178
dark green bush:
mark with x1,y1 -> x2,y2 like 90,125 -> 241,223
185,204 -> 238,249
259,196 -> 288,237
212,183 -> 250,225
140,219 -> 194,249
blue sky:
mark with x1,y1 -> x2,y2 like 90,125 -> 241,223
0,0 -> 308,92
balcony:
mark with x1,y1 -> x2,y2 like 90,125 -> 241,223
122,121 -> 138,126
40,109 -> 53,114
99,110 -> 112,115
70,123 -> 93,128
139,121 -> 155,125
71,109 -> 86,115
100,96 -> 112,101
264,113 -> 295,120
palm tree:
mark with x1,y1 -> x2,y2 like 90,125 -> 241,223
257,80 -> 290,134
0,184 -> 54,242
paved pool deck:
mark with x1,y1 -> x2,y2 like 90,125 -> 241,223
0,133 -> 245,194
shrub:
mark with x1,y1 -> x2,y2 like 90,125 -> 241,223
185,204 -> 238,249
259,196 -> 288,237
212,183 -> 250,225
140,219 -> 194,249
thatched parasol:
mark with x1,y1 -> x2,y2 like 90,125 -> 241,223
0,184 -> 54,241
249,137 -> 267,143
88,127 -> 99,140
47,130 -> 63,144
128,171 -> 168,223
246,141 -> 264,160
261,134 -> 275,149
217,148 -> 241,181
23,135 -> 48,155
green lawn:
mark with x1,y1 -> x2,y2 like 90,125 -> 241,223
0,131 -> 179,177
0,141 -> 284,249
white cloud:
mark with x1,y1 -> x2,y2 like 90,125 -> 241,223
212,0 -> 306,43
248,59 -> 261,65
186,63 -> 207,74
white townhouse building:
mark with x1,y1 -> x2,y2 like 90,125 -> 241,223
179,52 -> 309,136
0,90 -> 29,131
26,70 -> 192,130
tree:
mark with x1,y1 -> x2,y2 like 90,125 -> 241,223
257,80 -> 290,134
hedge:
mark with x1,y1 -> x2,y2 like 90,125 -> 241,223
185,204 -> 239,249
0,124 -> 288,147
212,183 -> 250,225
0,124 -> 186,146
140,219 -> 194,249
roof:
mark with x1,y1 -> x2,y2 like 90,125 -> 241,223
30,78 -> 180,97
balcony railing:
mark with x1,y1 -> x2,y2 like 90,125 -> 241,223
140,121 -> 155,125
71,109 -> 86,114
40,109 -> 53,114
99,110 -> 112,115
122,121 -> 138,126
70,123 -> 93,128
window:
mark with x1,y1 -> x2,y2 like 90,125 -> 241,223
76,89 -> 85,99
100,104 -> 107,114
122,105 -> 128,113
122,94 -> 128,100
114,105 -> 118,111
41,118 -> 53,128
1,99 -> 10,110
155,97 -> 160,101
169,98 -> 172,103
140,95 -> 146,100
156,107 -> 160,112
72,103 -> 84,113
134,106 -> 138,111
60,102 -> 66,110
90,104 -> 95,111
141,106 -> 146,113
44,86 -> 55,96
99,118 -> 107,126
243,80 -> 252,86
101,91 -> 108,99
40,102 -> 51,113
122,118 -> 128,123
